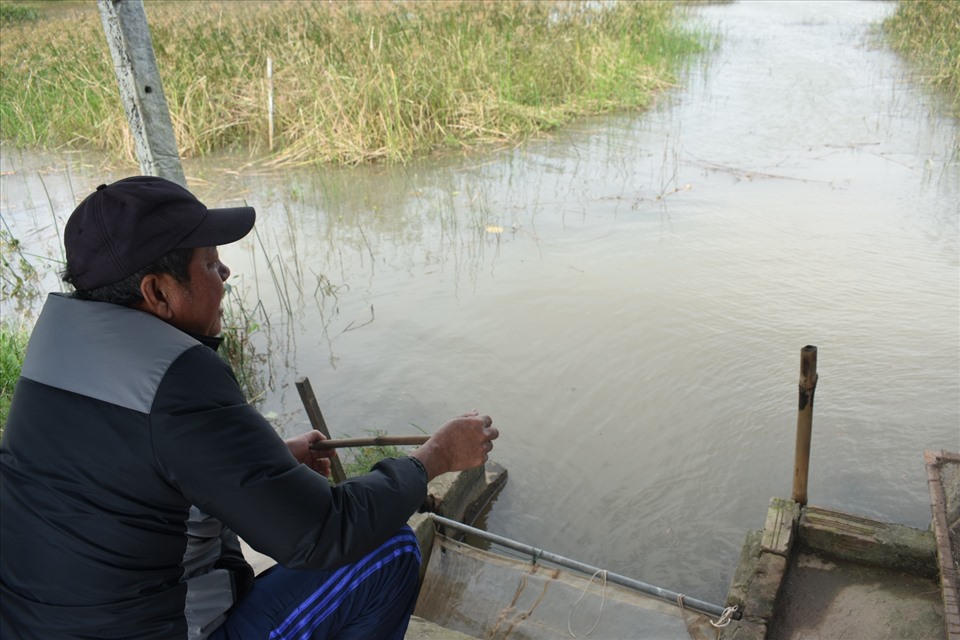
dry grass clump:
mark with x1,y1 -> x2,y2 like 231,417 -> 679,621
1,1 -> 704,165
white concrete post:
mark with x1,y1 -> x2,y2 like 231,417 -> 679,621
98,0 -> 186,187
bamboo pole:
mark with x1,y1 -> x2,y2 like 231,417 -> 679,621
792,345 -> 819,505
309,435 -> 430,451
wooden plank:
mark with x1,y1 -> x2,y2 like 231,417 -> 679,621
798,506 -> 937,578
760,497 -> 799,557
925,450 -> 960,640
295,377 -> 347,483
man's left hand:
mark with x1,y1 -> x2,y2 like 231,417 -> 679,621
285,432 -> 336,478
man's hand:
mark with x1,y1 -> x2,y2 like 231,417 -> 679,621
285,431 -> 336,478
410,412 -> 499,481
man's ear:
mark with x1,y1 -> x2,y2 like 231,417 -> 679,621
138,273 -> 175,320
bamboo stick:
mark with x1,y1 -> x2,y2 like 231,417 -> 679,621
792,345 -> 819,506
309,435 -> 430,451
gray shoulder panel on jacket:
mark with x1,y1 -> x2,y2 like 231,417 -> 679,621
20,293 -> 200,413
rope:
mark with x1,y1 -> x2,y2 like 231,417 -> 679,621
567,568 -> 607,638
531,548 -> 544,565
677,594 -> 739,639
710,604 -> 738,628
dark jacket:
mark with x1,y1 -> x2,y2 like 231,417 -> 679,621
0,293 -> 427,639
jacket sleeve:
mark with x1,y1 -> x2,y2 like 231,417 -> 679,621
149,345 -> 427,570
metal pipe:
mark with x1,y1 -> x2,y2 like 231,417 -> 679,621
429,514 -> 737,620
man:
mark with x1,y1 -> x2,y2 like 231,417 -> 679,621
0,176 -> 499,639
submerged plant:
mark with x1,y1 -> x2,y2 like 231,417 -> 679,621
0,227 -> 42,311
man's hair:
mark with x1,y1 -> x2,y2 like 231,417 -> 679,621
62,247 -> 195,307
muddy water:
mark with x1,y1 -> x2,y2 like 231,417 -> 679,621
2,1 -> 957,605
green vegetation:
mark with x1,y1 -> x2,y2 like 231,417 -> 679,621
341,434 -> 405,478
0,2 -> 37,26
1,226 -> 41,309
0,1 -> 706,165
883,0 -> 960,116
220,282 -> 266,404
0,322 -> 30,435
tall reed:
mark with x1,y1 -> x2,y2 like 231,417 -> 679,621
1,1 -> 705,165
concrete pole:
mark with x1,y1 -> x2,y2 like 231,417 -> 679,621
97,0 -> 186,187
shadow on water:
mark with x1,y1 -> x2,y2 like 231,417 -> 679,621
2,0 -> 958,605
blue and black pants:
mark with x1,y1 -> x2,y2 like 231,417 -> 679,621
212,527 -> 421,640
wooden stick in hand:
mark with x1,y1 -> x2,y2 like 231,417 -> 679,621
309,435 -> 430,450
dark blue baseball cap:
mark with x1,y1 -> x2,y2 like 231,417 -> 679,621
64,176 -> 255,290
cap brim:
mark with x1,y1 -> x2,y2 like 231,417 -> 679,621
176,206 -> 256,249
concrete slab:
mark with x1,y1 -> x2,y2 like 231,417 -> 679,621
767,551 -> 944,640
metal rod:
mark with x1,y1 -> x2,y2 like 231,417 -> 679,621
429,514 -> 737,620
309,435 -> 429,450
792,345 -> 818,505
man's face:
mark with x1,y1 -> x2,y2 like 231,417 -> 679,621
167,246 -> 231,336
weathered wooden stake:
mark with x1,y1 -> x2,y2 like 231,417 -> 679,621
98,0 -> 186,187
295,377 -> 348,483
792,345 -> 818,506
267,57 -> 274,152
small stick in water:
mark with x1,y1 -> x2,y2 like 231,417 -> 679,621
309,435 -> 430,450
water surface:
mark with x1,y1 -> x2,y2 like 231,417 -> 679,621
2,0 -> 957,606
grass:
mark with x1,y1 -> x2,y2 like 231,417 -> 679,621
0,321 -> 30,435
0,0 -> 706,166
0,2 -> 36,26
883,0 -> 960,117
340,432 -> 406,478
220,282 -> 267,404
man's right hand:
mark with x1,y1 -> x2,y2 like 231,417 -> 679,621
410,411 -> 499,481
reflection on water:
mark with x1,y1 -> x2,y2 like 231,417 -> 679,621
1,0 -> 957,604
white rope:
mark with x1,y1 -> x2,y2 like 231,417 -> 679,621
567,568 -> 607,638
710,604 -> 738,628
677,594 -> 739,639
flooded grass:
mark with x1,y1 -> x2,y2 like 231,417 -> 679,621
883,0 -> 960,116
0,1 -> 706,165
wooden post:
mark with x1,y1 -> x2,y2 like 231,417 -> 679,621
97,0 -> 186,187
792,345 -> 818,505
266,57 -> 274,152
295,377 -> 348,483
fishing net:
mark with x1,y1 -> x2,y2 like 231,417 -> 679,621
415,534 -> 720,640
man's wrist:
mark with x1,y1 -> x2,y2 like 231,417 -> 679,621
408,455 -> 429,483
409,447 -> 443,482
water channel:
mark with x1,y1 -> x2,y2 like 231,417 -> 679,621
2,0 -> 958,607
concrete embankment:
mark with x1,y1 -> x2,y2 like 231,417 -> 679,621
721,450 -> 959,640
